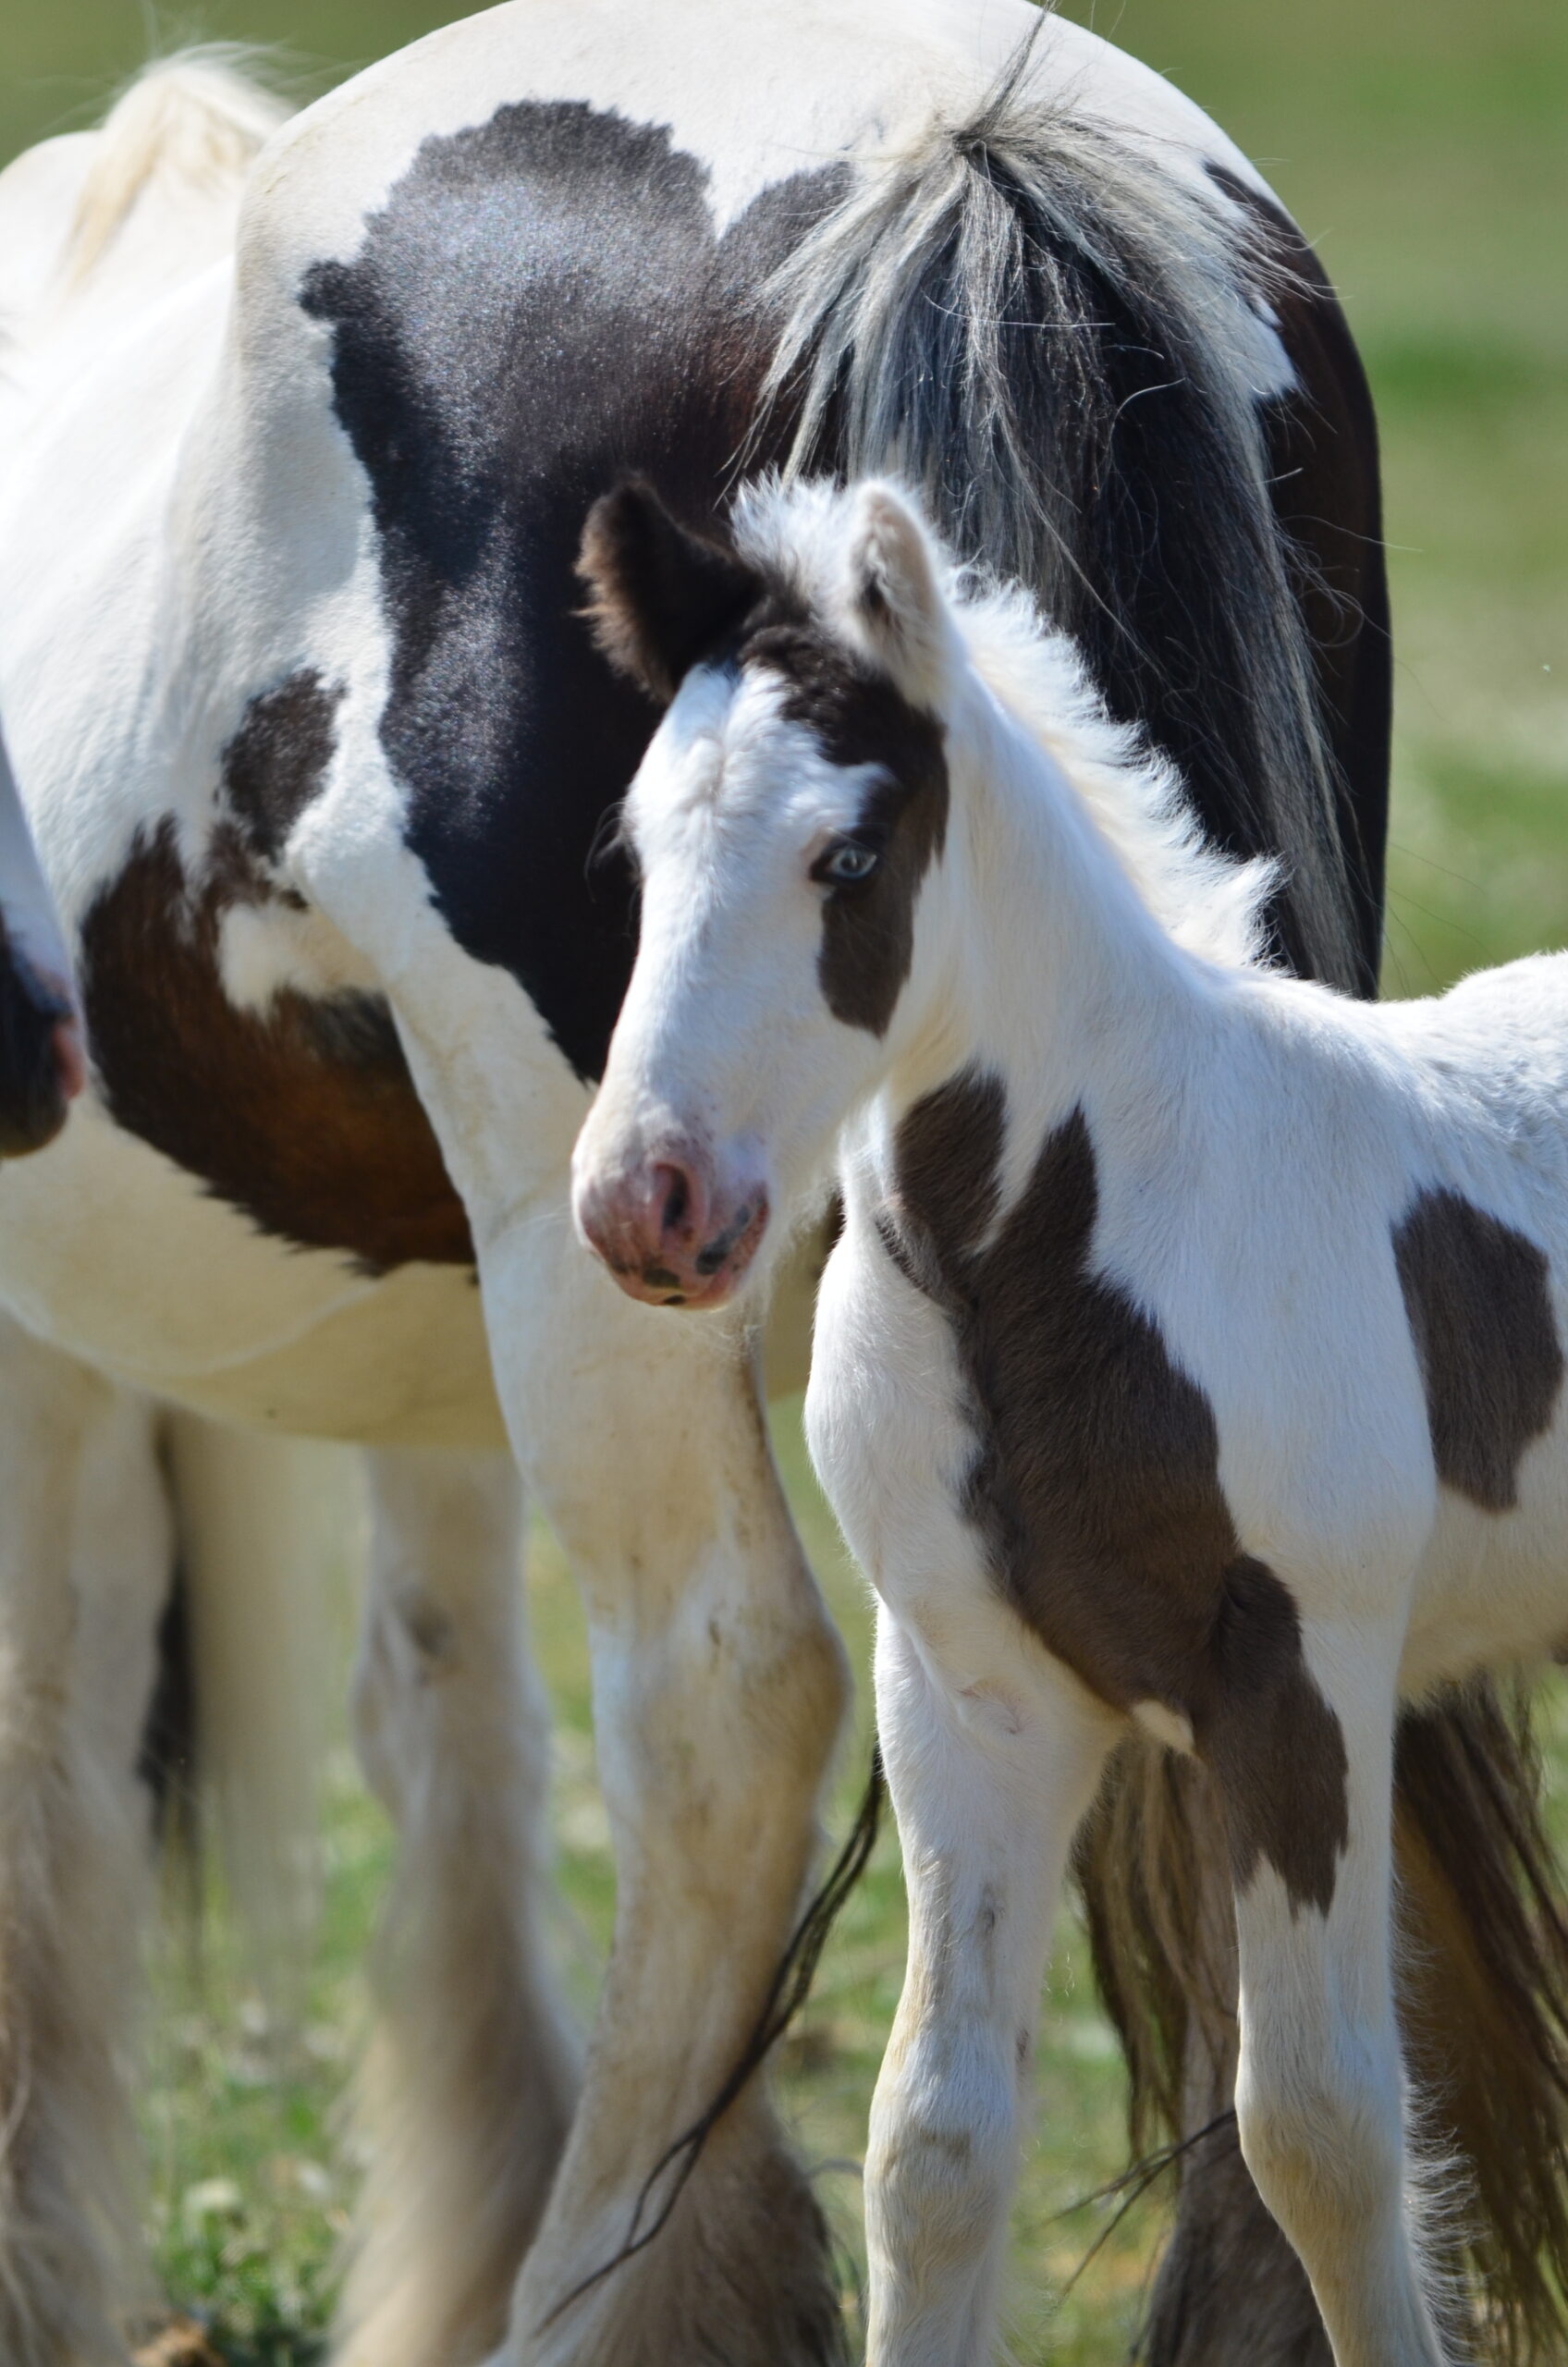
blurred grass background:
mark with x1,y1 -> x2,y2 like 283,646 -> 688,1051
4,0 -> 1566,2358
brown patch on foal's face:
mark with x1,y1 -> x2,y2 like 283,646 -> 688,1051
884,1071 -> 1349,1916
743,615 -> 948,1038
1393,1188 -> 1563,1510
80,821 -> 472,1272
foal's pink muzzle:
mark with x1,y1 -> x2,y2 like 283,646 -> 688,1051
573,1146 -> 769,1308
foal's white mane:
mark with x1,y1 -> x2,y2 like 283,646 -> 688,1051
732,477 -> 1279,974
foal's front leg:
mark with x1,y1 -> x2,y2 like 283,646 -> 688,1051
1217,1615 -> 1449,2367
864,1610 -> 1119,2367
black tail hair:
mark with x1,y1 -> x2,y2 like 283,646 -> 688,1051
757,23 -> 1363,990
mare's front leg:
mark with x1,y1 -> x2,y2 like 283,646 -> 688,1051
483,1233 -> 851,2367
864,1611 -> 1118,2366
1215,1612 -> 1449,2367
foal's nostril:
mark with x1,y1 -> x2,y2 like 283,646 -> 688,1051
693,1203 -> 753,1277
650,1160 -> 700,1245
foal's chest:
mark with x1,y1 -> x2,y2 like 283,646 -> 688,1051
875,1069 -> 1351,1911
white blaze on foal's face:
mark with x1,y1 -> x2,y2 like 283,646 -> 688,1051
570,480 -> 952,1308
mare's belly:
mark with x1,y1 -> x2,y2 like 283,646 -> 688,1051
0,1096 -> 824,1443
0,1095 -> 505,1445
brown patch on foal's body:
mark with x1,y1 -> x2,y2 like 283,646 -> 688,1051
80,820 -> 472,1271
1393,1188 -> 1563,1511
881,1069 -> 1349,1914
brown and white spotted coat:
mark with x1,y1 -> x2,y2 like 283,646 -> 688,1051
575,474 -> 1568,2367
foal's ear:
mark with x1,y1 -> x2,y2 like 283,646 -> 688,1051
578,480 -> 759,705
843,483 -> 949,707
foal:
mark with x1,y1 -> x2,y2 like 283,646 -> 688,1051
573,474 -> 1568,2367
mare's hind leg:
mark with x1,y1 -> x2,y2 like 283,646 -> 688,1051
482,1244 -> 851,2367
336,1448 -> 580,2367
0,1311 -> 171,2363
1218,1613 -> 1448,2367
862,1611 -> 1119,2367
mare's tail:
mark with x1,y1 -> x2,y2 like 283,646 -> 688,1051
758,29 -> 1364,990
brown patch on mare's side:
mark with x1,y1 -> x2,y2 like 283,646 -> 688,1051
1393,1188 -> 1563,1510
80,821 -> 472,1271
884,1071 -> 1349,1914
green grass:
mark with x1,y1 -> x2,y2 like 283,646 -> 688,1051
3,0 -> 1566,2355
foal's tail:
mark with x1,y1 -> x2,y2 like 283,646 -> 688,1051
757,27 -> 1361,990
66,47 -> 289,283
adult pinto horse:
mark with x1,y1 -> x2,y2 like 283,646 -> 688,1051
0,13 -> 1562,2367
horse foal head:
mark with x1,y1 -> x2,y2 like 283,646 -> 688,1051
571,477 -> 957,1309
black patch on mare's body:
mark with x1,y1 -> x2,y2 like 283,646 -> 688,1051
297,102 -> 1390,1086
883,1071 -> 1349,1914
1209,166 -> 1392,978
1394,1188 -> 1563,1510
301,103 -> 848,1082
222,670 -> 344,867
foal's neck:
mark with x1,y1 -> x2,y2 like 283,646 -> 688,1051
895,674 -> 1227,1140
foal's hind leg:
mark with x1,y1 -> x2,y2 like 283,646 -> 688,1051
0,1314 -> 171,2363
336,1448 -> 580,2367
864,1613 -> 1119,2367
1217,1613 -> 1449,2367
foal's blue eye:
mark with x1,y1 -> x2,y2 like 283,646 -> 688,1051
815,839 -> 882,888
